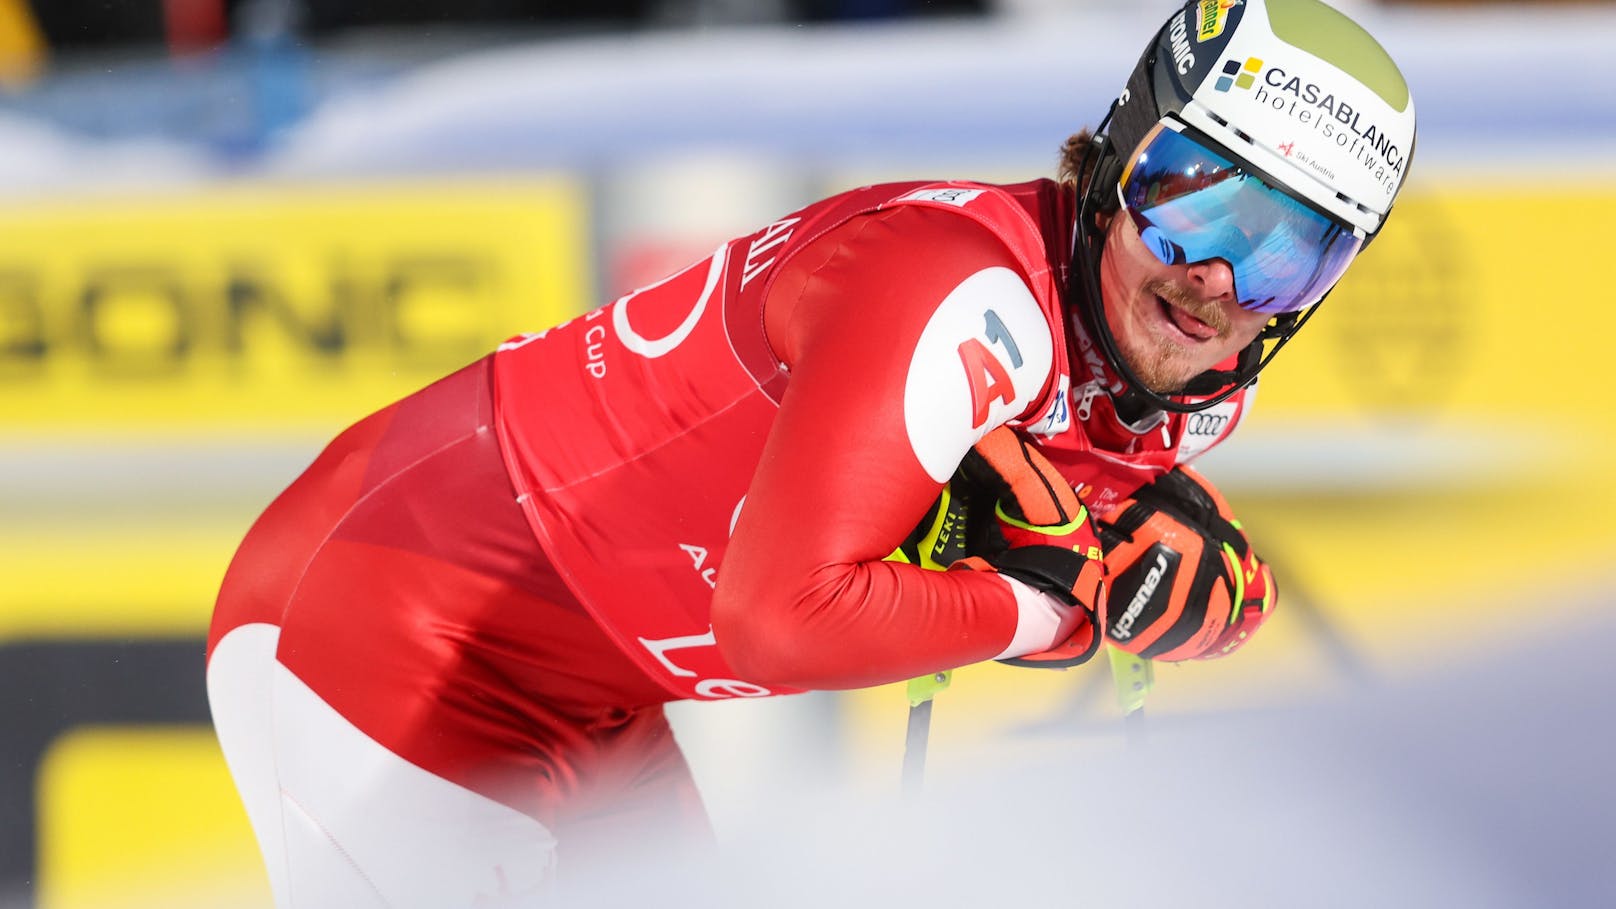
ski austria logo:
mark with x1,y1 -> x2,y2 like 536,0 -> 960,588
1196,0 -> 1240,42
1215,57 -> 1262,92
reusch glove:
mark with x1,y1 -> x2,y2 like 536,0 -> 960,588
1098,465 -> 1277,662
948,427 -> 1107,669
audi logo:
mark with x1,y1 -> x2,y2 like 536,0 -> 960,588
1185,412 -> 1231,436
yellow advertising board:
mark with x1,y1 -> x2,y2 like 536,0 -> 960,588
0,178 -> 591,433
1241,181 -> 1616,640
38,727 -> 269,909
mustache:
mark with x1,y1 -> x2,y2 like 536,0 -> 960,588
1144,278 -> 1230,336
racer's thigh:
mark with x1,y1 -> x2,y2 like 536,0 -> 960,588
208,621 -> 558,908
208,357 -> 707,906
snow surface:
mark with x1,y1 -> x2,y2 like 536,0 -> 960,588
657,606 -> 1616,907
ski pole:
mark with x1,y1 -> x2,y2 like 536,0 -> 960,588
1107,647 -> 1153,745
902,670 -> 951,796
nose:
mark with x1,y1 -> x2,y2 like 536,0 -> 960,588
1186,258 -> 1236,303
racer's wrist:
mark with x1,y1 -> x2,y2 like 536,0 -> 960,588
984,571 -> 1088,661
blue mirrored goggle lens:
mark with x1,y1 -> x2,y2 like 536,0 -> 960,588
1119,125 -> 1362,314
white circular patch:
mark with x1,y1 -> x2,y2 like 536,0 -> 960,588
902,267 -> 1054,482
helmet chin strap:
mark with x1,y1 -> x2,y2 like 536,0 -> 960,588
1068,117 -> 1325,418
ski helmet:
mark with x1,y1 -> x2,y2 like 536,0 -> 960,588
1071,0 -> 1417,415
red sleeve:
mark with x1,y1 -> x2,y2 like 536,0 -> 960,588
711,204 -> 1061,690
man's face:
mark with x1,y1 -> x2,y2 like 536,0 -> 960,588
1096,209 -> 1273,394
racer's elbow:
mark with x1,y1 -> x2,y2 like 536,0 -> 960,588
710,584 -> 799,688
711,568 -> 834,688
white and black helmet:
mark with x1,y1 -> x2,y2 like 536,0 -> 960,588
1073,0 -> 1417,414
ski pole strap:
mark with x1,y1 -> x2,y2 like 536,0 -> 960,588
906,670 -> 952,707
1107,647 -> 1154,715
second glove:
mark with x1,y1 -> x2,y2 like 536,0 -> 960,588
1098,466 -> 1277,662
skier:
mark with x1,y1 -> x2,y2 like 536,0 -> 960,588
206,0 -> 1416,904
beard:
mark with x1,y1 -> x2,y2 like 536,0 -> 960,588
1112,278 -> 1234,393
1119,342 -> 1196,394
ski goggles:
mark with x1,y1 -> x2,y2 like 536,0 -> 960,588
1117,120 -> 1364,314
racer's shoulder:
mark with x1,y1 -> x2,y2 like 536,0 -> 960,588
807,177 -> 1062,272
782,191 -> 1028,278
873,178 -> 1061,231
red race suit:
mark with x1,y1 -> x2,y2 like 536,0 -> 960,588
207,178 -> 1251,883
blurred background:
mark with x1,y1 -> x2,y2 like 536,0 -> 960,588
2,0 -> 1615,906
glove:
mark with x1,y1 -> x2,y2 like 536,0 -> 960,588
1097,466 -> 1277,662
947,427 -> 1107,669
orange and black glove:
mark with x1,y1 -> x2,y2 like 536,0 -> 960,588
946,427 -> 1107,669
1098,465 -> 1277,662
